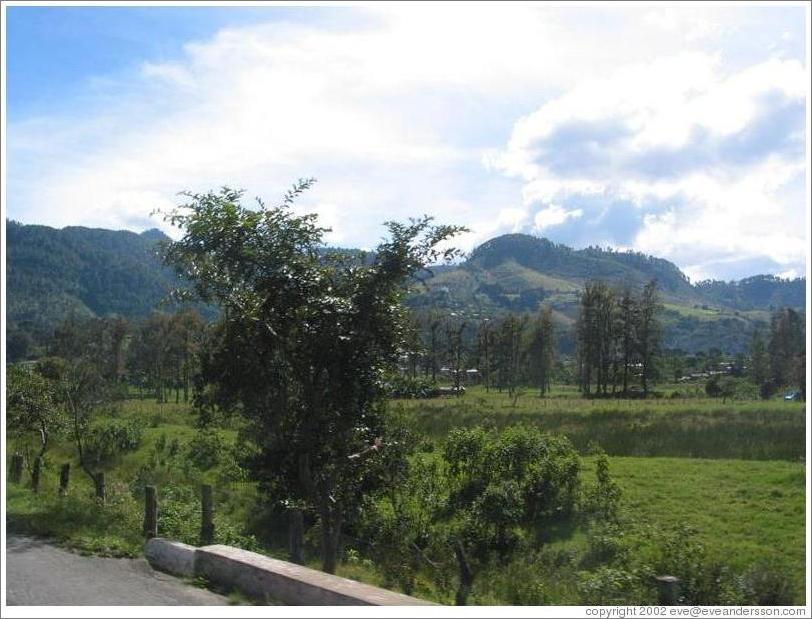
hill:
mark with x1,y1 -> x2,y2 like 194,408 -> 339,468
405,234 -> 804,353
5,221 -> 191,359
5,223 -> 805,358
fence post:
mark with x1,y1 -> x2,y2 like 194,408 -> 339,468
289,508 -> 304,565
144,485 -> 158,538
31,457 -> 42,493
656,575 -> 680,605
59,463 -> 70,496
200,484 -> 214,545
10,454 -> 24,484
93,472 -> 106,503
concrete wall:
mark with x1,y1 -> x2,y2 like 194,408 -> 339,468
145,538 -> 196,577
145,538 -> 436,606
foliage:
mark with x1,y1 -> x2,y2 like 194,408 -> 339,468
386,374 -> 439,399
398,385 -> 806,460
187,428 -> 225,471
83,420 -> 144,469
7,221 -> 805,362
159,183 -> 466,573
581,450 -> 621,521
6,364 -> 64,459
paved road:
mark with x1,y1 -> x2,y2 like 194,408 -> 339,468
6,535 -> 229,605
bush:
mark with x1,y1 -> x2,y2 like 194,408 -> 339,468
84,420 -> 144,468
743,560 -> 796,605
187,429 -> 224,470
582,451 -> 621,521
577,566 -> 654,605
581,523 -> 630,568
387,374 -> 440,399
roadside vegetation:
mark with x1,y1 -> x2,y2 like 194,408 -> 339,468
6,183 -> 806,605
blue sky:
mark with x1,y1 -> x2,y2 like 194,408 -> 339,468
5,4 -> 809,281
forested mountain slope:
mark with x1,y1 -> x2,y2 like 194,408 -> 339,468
5,222 -> 805,357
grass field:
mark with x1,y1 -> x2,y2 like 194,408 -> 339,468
395,386 -> 806,460
6,387 -> 808,604
585,456 -> 806,597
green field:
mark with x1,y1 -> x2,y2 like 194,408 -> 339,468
588,456 -> 805,591
6,387 -> 808,604
395,386 -> 806,460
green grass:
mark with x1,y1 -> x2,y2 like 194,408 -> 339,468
585,455 -> 806,597
6,475 -> 143,557
396,386 -> 806,460
6,390 -> 807,604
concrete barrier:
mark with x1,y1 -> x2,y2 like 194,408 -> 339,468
145,538 -> 197,577
194,544 -> 436,606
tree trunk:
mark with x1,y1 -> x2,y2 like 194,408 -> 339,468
320,507 -> 342,574
289,509 -> 305,565
454,540 -> 474,606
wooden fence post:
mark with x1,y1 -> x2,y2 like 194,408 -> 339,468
144,485 -> 158,538
10,454 -> 24,484
200,484 -> 214,545
31,457 -> 42,493
59,463 -> 70,496
95,472 -> 106,503
656,575 -> 681,605
289,508 -> 304,565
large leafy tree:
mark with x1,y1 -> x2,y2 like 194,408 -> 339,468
7,365 -> 62,462
161,182 -> 464,572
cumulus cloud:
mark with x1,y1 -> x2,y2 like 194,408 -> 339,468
6,5 -> 808,280
489,52 -> 807,281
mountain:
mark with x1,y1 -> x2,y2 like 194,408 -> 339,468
5,222 -> 805,358
5,221 -> 192,359
405,233 -> 804,353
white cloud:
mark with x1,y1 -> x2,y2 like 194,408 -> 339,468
491,51 -> 807,280
534,204 -> 583,231
6,5 -> 808,280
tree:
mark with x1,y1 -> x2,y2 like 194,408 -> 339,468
617,288 -> 638,395
768,308 -> 804,389
748,328 -> 770,389
46,358 -> 112,498
161,183 -> 465,573
7,365 -> 63,462
719,377 -> 736,403
423,310 -> 443,382
576,281 -> 614,395
526,305 -> 555,396
441,426 -> 580,604
493,314 -> 526,399
705,375 -> 722,399
445,318 -> 467,395
636,279 -> 663,395
476,318 -> 494,392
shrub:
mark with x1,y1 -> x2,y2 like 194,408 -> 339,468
743,560 -> 796,605
84,420 -> 144,468
386,374 -> 442,399
187,429 -> 224,470
582,451 -> 621,521
577,566 -> 654,605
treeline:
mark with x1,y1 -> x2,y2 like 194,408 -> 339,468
749,307 -> 806,399
401,306 -> 556,397
42,310 -> 206,404
401,279 -> 805,400
575,280 -> 662,397
401,279 -> 665,398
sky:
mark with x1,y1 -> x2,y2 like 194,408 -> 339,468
4,3 -> 809,282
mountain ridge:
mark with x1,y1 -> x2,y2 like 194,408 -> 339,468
5,221 -> 805,358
